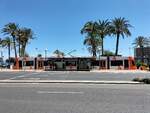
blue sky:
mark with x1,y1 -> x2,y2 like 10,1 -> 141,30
0,0 -> 150,58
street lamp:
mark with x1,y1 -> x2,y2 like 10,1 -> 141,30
44,48 -> 48,70
45,48 -> 48,59
35,48 -> 38,56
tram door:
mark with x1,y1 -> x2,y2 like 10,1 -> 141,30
54,61 -> 65,70
78,59 -> 90,70
124,60 -> 129,69
38,61 -> 44,69
100,60 -> 106,69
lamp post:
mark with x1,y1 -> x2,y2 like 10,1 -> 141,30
45,48 -> 48,59
44,48 -> 48,70
0,50 -> 3,70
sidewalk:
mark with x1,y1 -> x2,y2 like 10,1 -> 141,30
0,69 -> 44,72
0,69 -> 149,73
91,69 -> 150,73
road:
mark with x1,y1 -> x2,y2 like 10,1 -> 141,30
0,71 -> 149,81
0,83 -> 150,113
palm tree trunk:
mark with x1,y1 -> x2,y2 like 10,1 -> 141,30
19,38 -> 20,57
12,35 -> 19,69
13,36 -> 17,58
8,43 -> 11,68
22,43 -> 26,57
115,33 -> 120,56
92,52 -> 96,57
92,46 -> 97,57
101,37 -> 104,56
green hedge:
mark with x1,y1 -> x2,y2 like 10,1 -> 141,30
133,78 -> 150,84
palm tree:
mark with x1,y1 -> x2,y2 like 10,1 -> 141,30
83,36 -> 101,57
2,23 -> 19,59
95,20 -> 110,56
132,36 -> 150,47
16,29 -> 24,57
1,37 -> 12,67
110,17 -> 132,56
132,36 -> 150,63
81,21 -> 100,57
19,28 -> 34,57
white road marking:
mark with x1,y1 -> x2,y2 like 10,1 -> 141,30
37,91 -> 84,94
22,78 -> 40,80
9,73 -> 39,80
47,71 -> 70,75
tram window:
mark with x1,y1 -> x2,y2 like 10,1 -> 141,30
91,61 -> 99,66
111,60 -> 123,66
44,61 -> 48,66
26,61 -> 34,66
66,61 -> 76,66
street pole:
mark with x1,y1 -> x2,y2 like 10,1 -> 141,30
45,49 -> 48,60
0,51 -> 3,70
44,49 -> 48,70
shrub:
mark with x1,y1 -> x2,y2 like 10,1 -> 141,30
133,78 -> 150,84
141,78 -> 150,84
132,78 -> 141,82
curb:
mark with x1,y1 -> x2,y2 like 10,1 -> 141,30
90,70 -> 150,73
0,80 -> 141,84
0,70 -> 149,73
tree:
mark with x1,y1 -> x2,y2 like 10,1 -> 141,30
53,49 -> 65,57
95,20 -> 110,56
81,21 -> 101,57
103,50 -> 115,56
132,36 -> 150,47
2,23 -> 19,59
16,29 -> 24,57
83,36 -> 101,57
37,54 -> 42,57
110,17 -> 132,56
19,28 -> 34,57
1,37 -> 12,67
132,36 -> 150,63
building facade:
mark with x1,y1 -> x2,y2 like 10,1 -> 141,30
134,47 -> 150,65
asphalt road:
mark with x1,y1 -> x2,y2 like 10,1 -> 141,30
0,71 -> 150,81
0,83 -> 150,113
